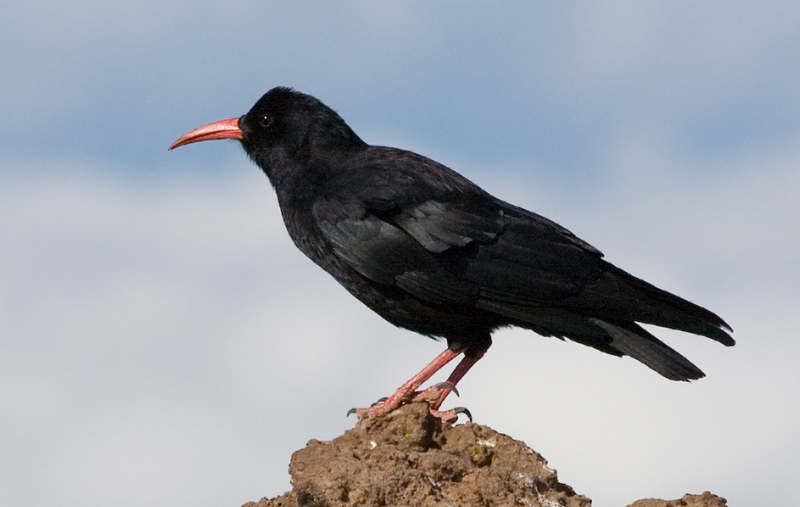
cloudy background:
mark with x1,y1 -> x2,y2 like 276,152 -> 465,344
2,2 -> 798,506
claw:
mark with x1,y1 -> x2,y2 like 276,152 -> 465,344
433,381 -> 459,397
346,407 -> 358,417
371,396 -> 389,406
453,406 -> 472,422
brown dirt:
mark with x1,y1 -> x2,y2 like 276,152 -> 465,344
242,401 -> 726,507
626,491 -> 727,507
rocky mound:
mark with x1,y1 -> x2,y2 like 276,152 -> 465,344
243,402 -> 726,507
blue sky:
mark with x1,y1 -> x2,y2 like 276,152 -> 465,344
2,2 -> 799,506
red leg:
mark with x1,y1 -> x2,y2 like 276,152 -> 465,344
428,348 -> 486,410
408,348 -> 486,422
355,347 -> 461,419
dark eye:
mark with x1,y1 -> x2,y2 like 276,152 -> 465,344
258,114 -> 273,128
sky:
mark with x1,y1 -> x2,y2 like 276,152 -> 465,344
1,2 -> 799,506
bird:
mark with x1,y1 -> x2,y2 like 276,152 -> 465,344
169,87 -> 734,422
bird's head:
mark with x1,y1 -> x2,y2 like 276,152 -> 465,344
169,87 -> 365,183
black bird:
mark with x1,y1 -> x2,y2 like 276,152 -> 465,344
170,87 -> 733,421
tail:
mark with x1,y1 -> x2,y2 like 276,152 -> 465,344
592,262 -> 734,346
588,319 -> 709,380
571,262 -> 733,380
478,262 -> 733,381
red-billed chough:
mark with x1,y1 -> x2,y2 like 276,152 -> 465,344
170,87 -> 733,421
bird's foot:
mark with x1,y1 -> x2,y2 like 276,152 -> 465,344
430,406 -> 472,424
411,383 -> 471,423
348,382 -> 469,423
347,397 -> 403,420
410,381 -> 456,405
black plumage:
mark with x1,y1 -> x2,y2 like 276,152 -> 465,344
170,87 -> 733,418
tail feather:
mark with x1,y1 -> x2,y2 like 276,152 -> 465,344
589,319 -> 705,381
581,263 -> 734,346
476,300 -> 715,381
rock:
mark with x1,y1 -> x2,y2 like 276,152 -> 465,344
627,491 -> 727,507
242,402 -> 726,507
